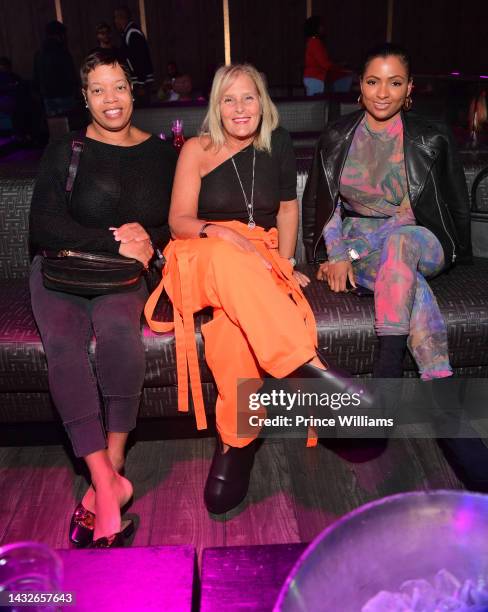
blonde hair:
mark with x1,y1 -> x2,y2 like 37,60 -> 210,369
200,63 -> 279,154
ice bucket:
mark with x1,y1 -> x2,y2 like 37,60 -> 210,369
274,490 -> 488,611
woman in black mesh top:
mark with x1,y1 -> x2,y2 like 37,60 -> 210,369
29,50 -> 176,548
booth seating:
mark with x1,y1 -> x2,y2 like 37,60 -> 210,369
132,97 -> 333,144
0,155 -> 487,432
463,151 -> 488,258
131,94 -> 448,145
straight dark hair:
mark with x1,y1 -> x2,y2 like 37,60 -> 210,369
361,43 -> 412,79
80,50 -> 132,89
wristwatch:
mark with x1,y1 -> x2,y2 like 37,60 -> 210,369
199,222 -> 213,238
347,248 -> 360,262
288,256 -> 297,268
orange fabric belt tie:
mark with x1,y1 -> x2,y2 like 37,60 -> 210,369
144,220 -> 318,441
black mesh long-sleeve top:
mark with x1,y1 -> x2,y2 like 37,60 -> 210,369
29,132 -> 176,255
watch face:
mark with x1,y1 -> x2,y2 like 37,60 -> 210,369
349,248 -> 359,261
289,257 -> 297,267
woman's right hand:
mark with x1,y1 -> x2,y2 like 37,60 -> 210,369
119,239 -> 154,268
317,260 -> 356,292
208,225 -> 272,271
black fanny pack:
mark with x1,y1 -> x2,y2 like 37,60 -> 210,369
41,250 -> 144,296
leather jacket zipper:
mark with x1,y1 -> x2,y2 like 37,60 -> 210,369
312,149 -> 341,262
432,180 -> 456,263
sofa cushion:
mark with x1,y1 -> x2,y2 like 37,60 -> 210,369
0,278 -> 215,392
0,258 -> 487,423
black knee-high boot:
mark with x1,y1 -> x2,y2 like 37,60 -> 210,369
371,336 -> 408,439
373,335 -> 409,378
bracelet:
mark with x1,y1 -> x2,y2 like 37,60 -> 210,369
199,222 -> 213,238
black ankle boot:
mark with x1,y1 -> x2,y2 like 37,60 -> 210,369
204,438 -> 258,514
289,350 -> 374,410
373,335 -> 408,378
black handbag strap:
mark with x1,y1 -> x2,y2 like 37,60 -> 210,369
65,129 -> 86,201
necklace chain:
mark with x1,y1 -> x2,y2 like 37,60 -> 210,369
231,148 -> 256,229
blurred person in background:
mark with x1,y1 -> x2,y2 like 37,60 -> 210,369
33,21 -> 78,117
91,22 -> 118,55
303,16 -> 331,96
114,6 -> 154,106
173,74 -> 194,101
0,57 -> 27,141
158,61 -> 181,101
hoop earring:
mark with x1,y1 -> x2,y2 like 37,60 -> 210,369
403,95 -> 413,111
357,93 -> 364,107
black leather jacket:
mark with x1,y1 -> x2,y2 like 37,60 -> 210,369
302,110 -> 472,268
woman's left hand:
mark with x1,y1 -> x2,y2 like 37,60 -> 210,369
110,223 -> 150,243
293,270 -> 310,287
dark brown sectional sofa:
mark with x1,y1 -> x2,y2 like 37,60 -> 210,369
0,153 -> 487,439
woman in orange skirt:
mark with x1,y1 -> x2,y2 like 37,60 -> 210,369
145,64 -> 358,514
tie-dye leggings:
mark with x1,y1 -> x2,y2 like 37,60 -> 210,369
345,222 -> 452,380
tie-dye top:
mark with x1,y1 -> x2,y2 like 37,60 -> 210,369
323,114 -> 416,262
340,114 -> 406,214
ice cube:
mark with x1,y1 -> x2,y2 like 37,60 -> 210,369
362,590 -> 411,611
434,569 -> 462,598
400,579 -> 437,610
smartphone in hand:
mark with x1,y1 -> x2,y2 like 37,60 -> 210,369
347,280 -> 374,297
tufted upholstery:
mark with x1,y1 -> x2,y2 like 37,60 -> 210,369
0,172 -> 487,427
0,179 -> 32,280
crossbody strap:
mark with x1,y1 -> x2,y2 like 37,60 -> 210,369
65,129 -> 86,201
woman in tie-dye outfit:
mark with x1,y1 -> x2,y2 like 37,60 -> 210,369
311,44 -> 471,380
303,44 -> 488,492
321,112 -> 451,380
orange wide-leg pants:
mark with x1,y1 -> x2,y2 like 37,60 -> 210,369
145,221 -> 317,447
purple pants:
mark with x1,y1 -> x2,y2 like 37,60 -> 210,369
30,256 -> 148,457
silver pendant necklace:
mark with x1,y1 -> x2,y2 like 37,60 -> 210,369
231,147 -> 256,229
